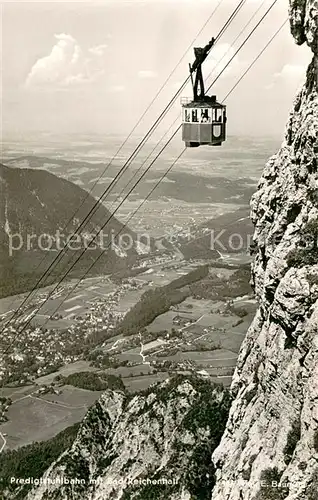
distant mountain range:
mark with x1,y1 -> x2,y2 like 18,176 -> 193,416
5,155 -> 257,204
0,157 -> 254,297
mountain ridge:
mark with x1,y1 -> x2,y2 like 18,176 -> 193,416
0,163 -> 148,297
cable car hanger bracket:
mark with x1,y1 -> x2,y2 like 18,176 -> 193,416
189,37 -> 215,101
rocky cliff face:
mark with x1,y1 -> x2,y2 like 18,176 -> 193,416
211,1 -> 318,499
25,377 -> 230,500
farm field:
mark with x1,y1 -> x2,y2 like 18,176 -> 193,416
123,372 -> 170,393
159,348 -> 238,366
147,296 -> 256,337
113,289 -> 146,313
0,385 -> 102,450
182,327 -> 243,354
35,360 -> 99,386
104,364 -> 154,378
146,310 -> 178,332
0,361 -> 99,399
116,348 -> 144,364
0,258 -> 257,454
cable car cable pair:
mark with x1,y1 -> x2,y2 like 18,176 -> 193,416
3,0 -> 276,344
1,2 -> 247,336
5,0 -> 282,347
1,0 -> 241,335
182,0 -> 278,148
36,15 -> 286,331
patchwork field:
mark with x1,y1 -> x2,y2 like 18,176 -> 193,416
0,386 -> 102,450
0,259 -> 257,453
123,373 -> 170,393
35,361 -> 99,386
0,276 -> 116,331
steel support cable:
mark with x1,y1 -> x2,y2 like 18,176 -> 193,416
8,0 -> 226,289
3,0 -> 276,345
112,0 -> 271,204
1,0 -> 246,333
205,0 -> 278,96
174,16 -> 289,253
1,0 -> 247,337
222,18 -> 288,101
2,0 -> 282,351
72,17 -> 289,296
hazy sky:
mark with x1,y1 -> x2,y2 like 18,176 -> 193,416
1,0 -> 312,139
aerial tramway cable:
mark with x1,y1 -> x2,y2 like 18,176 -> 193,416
39,15 -> 287,332
0,0 -> 245,333
1,0 -> 282,351
108,0 -> 272,210
222,19 -> 288,100
1,0 -> 246,334
3,0 -> 278,343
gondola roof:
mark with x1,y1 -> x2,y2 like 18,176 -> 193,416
182,96 -> 225,108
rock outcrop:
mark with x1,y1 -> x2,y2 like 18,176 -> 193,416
25,377 -> 230,500
211,1 -> 318,499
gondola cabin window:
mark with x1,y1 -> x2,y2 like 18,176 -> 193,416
212,108 -> 225,137
212,108 -> 224,123
191,109 -> 198,122
200,108 -> 211,123
184,109 -> 191,122
182,108 -> 213,123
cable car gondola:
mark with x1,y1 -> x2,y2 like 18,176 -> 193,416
182,37 -> 227,147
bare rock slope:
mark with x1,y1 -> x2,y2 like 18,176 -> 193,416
211,1 -> 318,499
25,377 -> 230,500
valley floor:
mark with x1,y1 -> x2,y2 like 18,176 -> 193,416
0,254 -> 256,452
